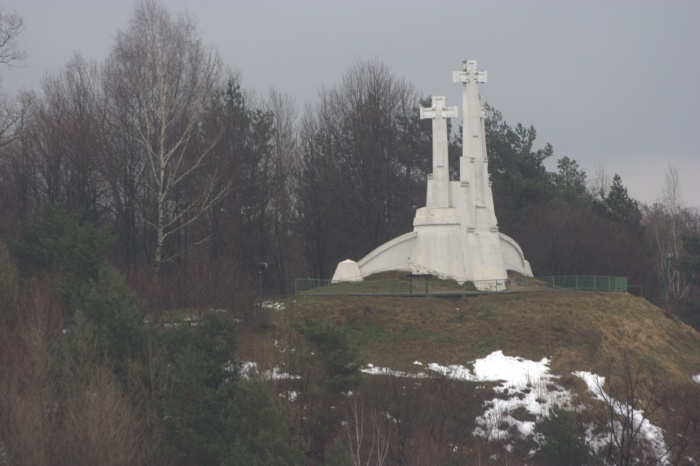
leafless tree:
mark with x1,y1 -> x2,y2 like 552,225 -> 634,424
0,8 -> 25,147
0,8 -> 24,67
595,356 -> 668,466
0,280 -> 65,466
659,382 -> 700,466
643,165 -> 700,304
103,0 -> 227,281
59,366 -> 160,466
19,55 -> 109,223
296,58 -> 428,277
589,163 -> 611,200
0,91 -> 37,229
264,88 -> 300,292
344,395 -> 391,466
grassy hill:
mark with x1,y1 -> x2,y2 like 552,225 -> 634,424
235,288 -> 700,464
237,290 -> 700,385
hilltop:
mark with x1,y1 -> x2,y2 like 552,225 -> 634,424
238,290 -> 700,384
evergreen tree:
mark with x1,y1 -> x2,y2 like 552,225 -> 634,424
595,174 -> 642,229
12,202 -> 113,301
554,156 -> 588,203
533,405 -> 598,466
484,104 -> 555,232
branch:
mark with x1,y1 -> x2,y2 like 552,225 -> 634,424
0,9 -> 26,67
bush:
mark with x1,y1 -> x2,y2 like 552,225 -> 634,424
12,202 -> 113,302
224,379 -> 306,465
68,266 -> 151,379
297,319 -> 362,395
157,313 -> 239,464
533,405 -> 598,466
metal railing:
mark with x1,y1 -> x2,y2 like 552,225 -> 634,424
295,275 -> 628,296
527,276 -> 628,292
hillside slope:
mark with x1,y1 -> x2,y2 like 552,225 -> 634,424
239,291 -> 700,385
235,290 -> 700,464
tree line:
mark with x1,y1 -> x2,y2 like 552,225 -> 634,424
1,1 -> 698,314
2,2 -> 700,464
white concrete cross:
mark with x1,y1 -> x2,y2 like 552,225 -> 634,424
452,59 -> 487,85
420,95 -> 457,208
420,96 -> 457,169
453,59 -> 488,171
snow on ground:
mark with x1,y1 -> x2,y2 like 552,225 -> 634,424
279,391 -> 298,401
574,371 -> 669,463
362,351 -> 571,440
694,373 -> 700,383
240,361 -> 300,381
363,351 -> 670,459
361,363 -> 428,378
245,341 -> 675,459
262,301 -> 285,311
426,351 -> 572,440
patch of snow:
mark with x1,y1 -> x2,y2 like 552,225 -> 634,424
426,351 -> 572,441
365,351 -> 571,442
426,362 -> 475,380
279,391 -> 298,401
262,301 -> 285,311
224,360 -> 238,373
574,371 -> 670,463
239,361 -> 257,374
362,363 -> 427,378
239,361 -> 300,381
413,361 -> 423,366
693,373 -> 700,383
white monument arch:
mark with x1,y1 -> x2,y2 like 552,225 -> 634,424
331,60 -> 532,288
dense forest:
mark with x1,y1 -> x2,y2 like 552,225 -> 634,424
1,1 -> 699,464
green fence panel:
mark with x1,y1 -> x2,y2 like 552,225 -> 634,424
295,275 -> 627,295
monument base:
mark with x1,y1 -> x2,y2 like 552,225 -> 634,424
330,222 -> 531,289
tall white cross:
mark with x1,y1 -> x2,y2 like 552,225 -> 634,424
453,60 -> 489,206
453,60 -> 487,162
420,96 -> 457,208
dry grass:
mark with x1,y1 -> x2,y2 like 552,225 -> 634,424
233,289 -> 700,464
235,291 -> 700,385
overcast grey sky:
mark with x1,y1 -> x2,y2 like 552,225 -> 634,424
3,0 -> 699,207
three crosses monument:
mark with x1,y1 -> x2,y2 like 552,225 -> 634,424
332,60 -> 532,289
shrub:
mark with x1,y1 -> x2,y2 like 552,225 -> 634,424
68,266 -> 151,379
533,405 -> 598,466
12,202 -> 113,302
297,319 -> 362,394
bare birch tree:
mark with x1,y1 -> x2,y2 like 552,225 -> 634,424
644,165 -> 696,302
660,166 -> 684,299
103,0 -> 226,280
